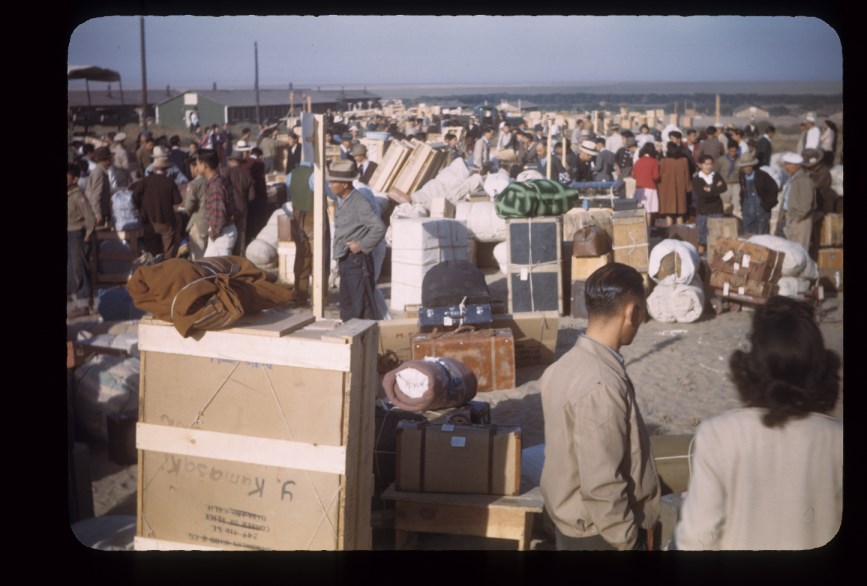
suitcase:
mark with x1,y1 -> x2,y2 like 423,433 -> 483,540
411,327 -> 516,393
709,237 -> 785,283
396,421 -> 522,496
373,400 -> 492,512
418,260 -> 493,330
572,225 -> 613,257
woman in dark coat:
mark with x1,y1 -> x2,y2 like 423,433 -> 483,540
658,141 -> 691,224
692,154 -> 727,256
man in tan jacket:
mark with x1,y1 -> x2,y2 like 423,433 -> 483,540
540,263 -> 661,550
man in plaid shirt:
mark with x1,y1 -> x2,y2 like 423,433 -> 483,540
197,149 -> 238,257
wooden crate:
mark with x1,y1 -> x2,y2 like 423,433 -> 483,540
277,241 -> 296,286
134,314 -> 378,551
819,214 -> 843,248
611,209 -> 649,273
707,216 -> 740,260
571,253 -> 612,281
817,247 -> 843,270
369,140 -> 412,194
506,217 -> 564,315
90,227 -> 143,290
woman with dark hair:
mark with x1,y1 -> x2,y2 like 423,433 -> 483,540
674,296 -> 842,550
657,141 -> 690,225
820,119 -> 838,167
691,154 -> 726,256
632,142 -> 660,227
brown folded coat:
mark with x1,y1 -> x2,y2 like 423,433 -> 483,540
382,357 -> 477,412
126,256 -> 294,337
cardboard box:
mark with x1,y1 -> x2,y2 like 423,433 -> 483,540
650,434 -> 693,494
506,217 -> 564,315
611,209 -> 649,273
396,422 -> 522,496
429,196 -> 456,219
817,247 -> 843,270
134,314 -> 378,551
819,213 -> 843,247
666,224 -> 699,249
277,241 -> 296,286
571,253 -> 612,281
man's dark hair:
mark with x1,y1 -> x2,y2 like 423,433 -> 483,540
686,128 -> 697,136
251,147 -> 263,157
730,296 -> 840,428
697,154 -> 714,165
81,143 -> 95,155
444,133 -> 456,141
68,162 -> 82,178
170,135 -> 181,147
584,263 -> 646,319
706,125 -> 717,135
639,142 -> 657,158
242,127 -> 251,135
197,149 -> 220,170
765,124 -> 776,133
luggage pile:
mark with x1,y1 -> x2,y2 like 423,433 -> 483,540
369,138 -> 450,202
817,212 -> 843,294
708,237 -> 786,301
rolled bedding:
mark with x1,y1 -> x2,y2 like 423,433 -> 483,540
382,357 -> 477,412
647,277 -> 706,323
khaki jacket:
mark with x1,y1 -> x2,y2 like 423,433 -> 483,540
540,335 -> 661,550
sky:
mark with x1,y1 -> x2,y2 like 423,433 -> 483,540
67,15 -> 843,91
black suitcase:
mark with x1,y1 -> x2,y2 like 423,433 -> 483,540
418,260 -> 493,330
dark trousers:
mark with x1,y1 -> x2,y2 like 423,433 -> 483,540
142,218 -> 179,259
338,251 -> 379,322
67,229 -> 92,305
554,526 -> 646,551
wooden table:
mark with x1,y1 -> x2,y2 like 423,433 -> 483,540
381,484 -> 544,551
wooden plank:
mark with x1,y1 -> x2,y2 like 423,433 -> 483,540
313,114 -> 328,318
138,321 -> 353,371
321,318 -> 378,344
392,501 -> 534,544
207,310 -> 315,337
134,536 -> 221,551
393,142 -> 434,195
381,484 -> 543,510
136,422 -> 348,475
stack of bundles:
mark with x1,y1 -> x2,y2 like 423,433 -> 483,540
708,237 -> 786,300
483,172 -> 513,199
570,225 -> 613,318
369,139 -> 413,194
747,235 -> 819,297
381,357 -> 478,412
385,202 -> 429,246
646,239 -> 705,323
410,157 -> 484,212
494,179 -> 580,219
816,213 -> 844,293
111,190 -> 141,231
390,218 -> 469,312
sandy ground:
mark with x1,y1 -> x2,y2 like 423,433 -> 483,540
68,270 -> 845,551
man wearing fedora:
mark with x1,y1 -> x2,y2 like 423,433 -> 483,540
329,159 -> 386,322
86,146 -> 113,227
802,147 -> 838,259
737,152 -> 779,236
473,127 -> 495,174
351,143 -> 378,185
145,146 -> 189,186
775,152 -> 816,255
131,153 -> 183,258
803,115 -> 821,150
574,139 -> 598,183
339,133 -> 354,161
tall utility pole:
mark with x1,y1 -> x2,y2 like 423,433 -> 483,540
140,16 -> 148,131
254,41 -> 261,125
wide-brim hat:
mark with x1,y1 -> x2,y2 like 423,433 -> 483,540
152,146 -> 169,158
736,154 -> 759,168
151,156 -> 170,169
234,140 -> 252,152
114,132 -> 127,142
579,140 -> 598,156
341,132 -> 353,142
326,159 -> 357,182
801,148 -> 824,167
93,146 -> 112,162
805,114 -> 816,123
350,143 -> 367,156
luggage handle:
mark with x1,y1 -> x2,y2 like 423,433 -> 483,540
429,323 -> 477,339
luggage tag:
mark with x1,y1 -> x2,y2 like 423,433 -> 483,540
742,254 -> 750,268
520,267 -> 529,281
738,286 -> 745,296
723,282 -> 730,296
722,250 -> 734,262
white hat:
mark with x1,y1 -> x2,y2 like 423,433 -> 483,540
113,132 -> 127,142
579,140 -> 598,156
516,168 -> 544,182
781,152 -> 804,165
152,146 -> 169,158
234,140 -> 252,152
805,115 -> 816,123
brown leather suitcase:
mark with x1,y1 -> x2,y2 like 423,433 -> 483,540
410,327 -> 516,393
572,225 -> 613,257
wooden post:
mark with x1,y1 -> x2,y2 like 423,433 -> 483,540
715,94 -> 720,125
312,114 -> 328,318
561,120 -> 567,169
546,119 -> 553,180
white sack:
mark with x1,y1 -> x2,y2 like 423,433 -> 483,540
483,172 -> 513,199
492,241 -> 509,275
647,277 -> 706,323
386,203 -> 430,246
255,207 -> 289,248
747,234 -> 813,278
830,165 -> 844,196
455,200 -> 507,242
245,239 -> 278,268
648,239 -> 700,286
776,276 -> 812,298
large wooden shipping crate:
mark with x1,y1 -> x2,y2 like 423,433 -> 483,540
611,209 -> 649,273
506,217 -> 564,315
134,313 -> 379,551
819,213 -> 843,248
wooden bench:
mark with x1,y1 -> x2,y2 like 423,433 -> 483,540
380,484 -> 544,551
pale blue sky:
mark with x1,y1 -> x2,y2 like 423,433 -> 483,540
68,16 -> 843,89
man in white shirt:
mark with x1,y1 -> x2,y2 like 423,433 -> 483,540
804,115 -> 821,150
473,127 -> 495,174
